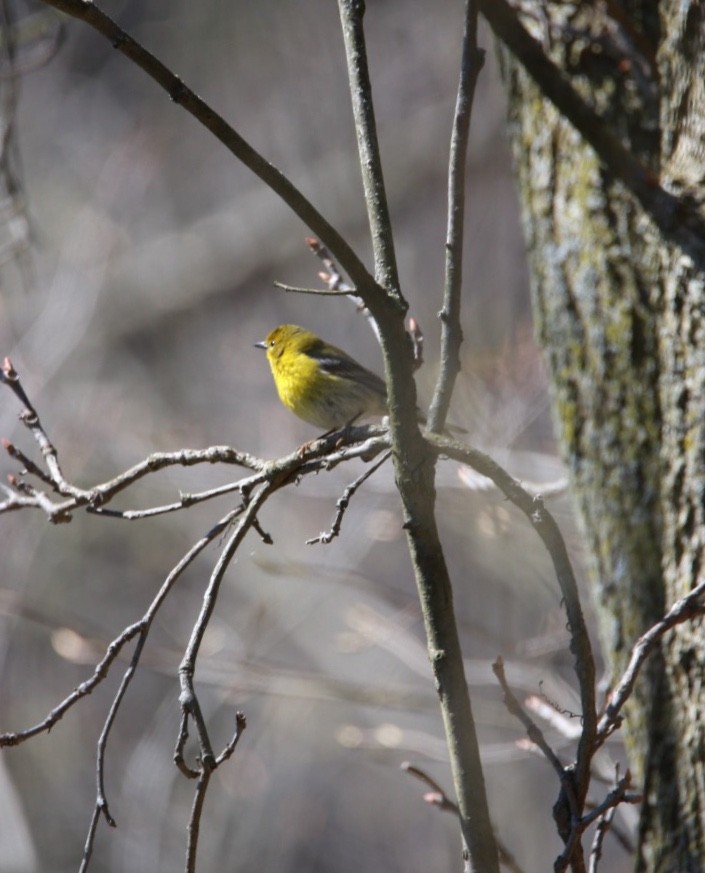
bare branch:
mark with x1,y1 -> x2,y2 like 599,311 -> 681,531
2,356 -> 86,501
338,0 -> 401,301
2,437 -> 55,486
493,657 -> 569,787
185,770 -> 210,873
402,762 -> 529,873
307,449 -> 390,544
586,766 -> 638,873
478,0 -> 705,265
0,499 -> 241,749
2,358 -> 392,527
176,482 -> 275,774
79,805 -> 102,873
427,432 -> 597,795
183,711 -> 247,873
36,0 -> 389,309
402,761 -> 460,814
302,236 -> 429,362
428,0 -> 484,433
273,280 -> 351,297
596,576 -> 705,747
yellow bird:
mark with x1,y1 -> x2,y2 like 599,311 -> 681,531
255,324 -> 388,429
256,324 -> 465,436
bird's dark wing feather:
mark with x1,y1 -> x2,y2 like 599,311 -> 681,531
306,341 -> 387,397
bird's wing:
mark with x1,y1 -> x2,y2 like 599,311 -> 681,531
306,342 -> 388,397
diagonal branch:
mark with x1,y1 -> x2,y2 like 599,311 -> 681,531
478,0 -> 705,265
426,433 -> 597,807
596,576 -> 705,747
37,0 -> 392,309
177,481 -> 276,773
306,448 -> 390,545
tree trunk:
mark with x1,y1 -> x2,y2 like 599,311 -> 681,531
496,2 -> 705,870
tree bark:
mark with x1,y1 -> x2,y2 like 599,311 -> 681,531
496,2 -> 705,870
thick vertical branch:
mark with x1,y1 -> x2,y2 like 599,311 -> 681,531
428,0 -> 484,434
338,3 -> 498,871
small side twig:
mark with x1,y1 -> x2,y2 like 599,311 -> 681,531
493,658 -> 570,788
302,236 -> 383,344
587,801 -> 618,873
586,765 -> 639,873
402,761 -> 459,814
2,437 -> 55,486
2,356 -> 88,502
307,449 -> 390,545
401,762 -> 528,873
302,236 -> 428,362
273,281 -> 351,297
596,576 -> 705,746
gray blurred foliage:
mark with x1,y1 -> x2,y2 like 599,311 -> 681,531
0,2 -> 629,872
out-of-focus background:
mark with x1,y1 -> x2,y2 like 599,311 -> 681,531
1,2 -> 632,872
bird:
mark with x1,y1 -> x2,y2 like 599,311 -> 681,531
255,324 -> 388,430
256,324 -> 466,436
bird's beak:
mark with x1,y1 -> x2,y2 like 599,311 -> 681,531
254,341 -> 267,350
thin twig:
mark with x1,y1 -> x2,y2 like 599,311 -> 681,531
185,770 -> 211,873
302,236 -> 427,360
587,802 -> 618,873
304,236 -> 382,343
79,805 -> 102,873
183,712 -> 246,873
174,490 -> 275,870
530,496 -> 597,795
91,630 -> 150,829
307,449 -> 390,544
401,762 -> 528,873
586,765 -> 637,873
2,356 -> 86,501
272,280 -> 351,296
493,658 -> 569,787
428,0 -> 484,433
176,482 -> 276,774
596,576 -> 705,747
1,437 -> 55,486
402,761 -> 460,813
306,237 -> 348,292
